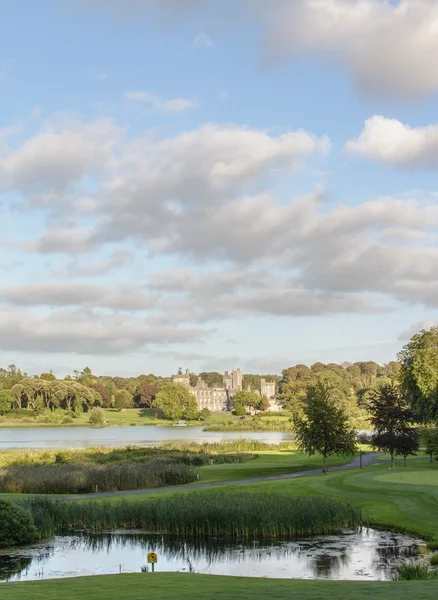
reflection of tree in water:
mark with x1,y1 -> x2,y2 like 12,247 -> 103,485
0,556 -> 32,581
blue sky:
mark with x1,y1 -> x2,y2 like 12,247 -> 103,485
1,0 -> 438,377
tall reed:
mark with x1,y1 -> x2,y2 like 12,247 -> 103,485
0,460 -> 196,494
18,492 -> 361,539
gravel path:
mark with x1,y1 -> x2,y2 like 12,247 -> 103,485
63,452 -> 382,501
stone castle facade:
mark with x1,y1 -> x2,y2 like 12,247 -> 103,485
172,368 -> 279,413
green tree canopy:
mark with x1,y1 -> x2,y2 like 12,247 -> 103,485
398,326 -> 438,423
0,389 -> 13,415
153,382 -> 198,420
368,383 -> 419,467
295,377 -> 358,473
232,390 -> 261,412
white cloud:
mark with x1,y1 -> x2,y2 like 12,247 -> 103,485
398,319 -> 438,341
125,91 -> 197,114
345,116 -> 438,167
0,115 -> 121,191
0,308 -> 206,354
256,0 -> 438,98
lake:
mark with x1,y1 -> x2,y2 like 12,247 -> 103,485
0,528 -> 425,582
0,426 -> 294,449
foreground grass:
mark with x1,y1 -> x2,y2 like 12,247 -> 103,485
2,573 -> 438,600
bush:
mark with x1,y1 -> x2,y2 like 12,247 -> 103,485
430,554 -> 438,566
198,408 -> 211,420
0,499 -> 38,548
233,404 -> 246,416
427,541 -> 438,551
89,407 -> 105,427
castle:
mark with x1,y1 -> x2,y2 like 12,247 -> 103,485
172,368 -> 280,413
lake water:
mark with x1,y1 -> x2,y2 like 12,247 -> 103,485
0,529 -> 424,582
0,426 -> 294,449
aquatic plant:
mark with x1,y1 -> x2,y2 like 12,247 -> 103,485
18,492 -> 361,539
394,560 -> 438,580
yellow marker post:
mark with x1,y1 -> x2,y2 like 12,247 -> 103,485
147,552 -> 158,572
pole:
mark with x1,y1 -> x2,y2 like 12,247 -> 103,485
152,563 -> 155,573
360,451 -> 363,468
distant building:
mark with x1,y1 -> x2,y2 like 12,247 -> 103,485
172,368 -> 279,413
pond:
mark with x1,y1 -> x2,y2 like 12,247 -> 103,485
0,528 -> 425,582
0,426 -> 294,449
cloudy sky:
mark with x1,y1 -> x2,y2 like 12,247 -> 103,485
1,0 -> 438,377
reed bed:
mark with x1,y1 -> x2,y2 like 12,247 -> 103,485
0,439 -> 282,468
0,460 -> 197,494
18,492 -> 361,539
204,419 -> 292,432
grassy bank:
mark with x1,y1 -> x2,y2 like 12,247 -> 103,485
0,408 -> 297,431
205,416 -> 292,432
17,492 -> 360,538
2,573 -> 438,600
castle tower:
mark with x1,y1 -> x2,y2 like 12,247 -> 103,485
232,368 -> 242,391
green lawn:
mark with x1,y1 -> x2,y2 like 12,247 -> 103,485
198,450 -> 353,482
2,573 -> 438,600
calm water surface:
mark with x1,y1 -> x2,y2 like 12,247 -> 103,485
0,529 -> 424,582
0,426 -> 294,449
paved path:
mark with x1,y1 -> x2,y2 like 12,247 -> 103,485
63,452 -> 382,501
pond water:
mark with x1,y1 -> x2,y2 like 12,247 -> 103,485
0,528 -> 425,582
0,426 -> 294,449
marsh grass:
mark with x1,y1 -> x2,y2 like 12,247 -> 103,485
0,439 -> 289,468
18,492 -> 361,539
0,460 -> 197,494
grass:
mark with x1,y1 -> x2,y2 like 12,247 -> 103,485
17,492 -> 360,538
2,573 -> 438,600
0,460 -> 197,494
197,449 -> 353,482
115,460 -> 438,542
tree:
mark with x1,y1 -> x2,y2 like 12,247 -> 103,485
133,381 -> 158,408
114,392 -> 126,412
89,407 -> 106,427
0,390 -> 12,415
260,394 -> 271,411
295,377 -> 357,474
199,372 -> 223,388
368,383 -> 419,468
153,382 -> 198,420
232,390 -> 261,413
419,427 -> 438,463
398,327 -> 438,423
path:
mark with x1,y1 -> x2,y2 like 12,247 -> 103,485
63,452 -> 382,501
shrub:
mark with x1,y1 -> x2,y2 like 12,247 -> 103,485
198,408 -> 211,420
395,560 -> 438,580
61,414 -> 74,424
233,404 -> 246,416
89,407 -> 105,428
427,541 -> 438,551
0,499 -> 38,548
430,553 -> 438,566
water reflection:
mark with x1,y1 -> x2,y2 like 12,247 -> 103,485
0,528 -> 425,582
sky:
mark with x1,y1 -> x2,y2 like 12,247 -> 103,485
1,0 -> 438,378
